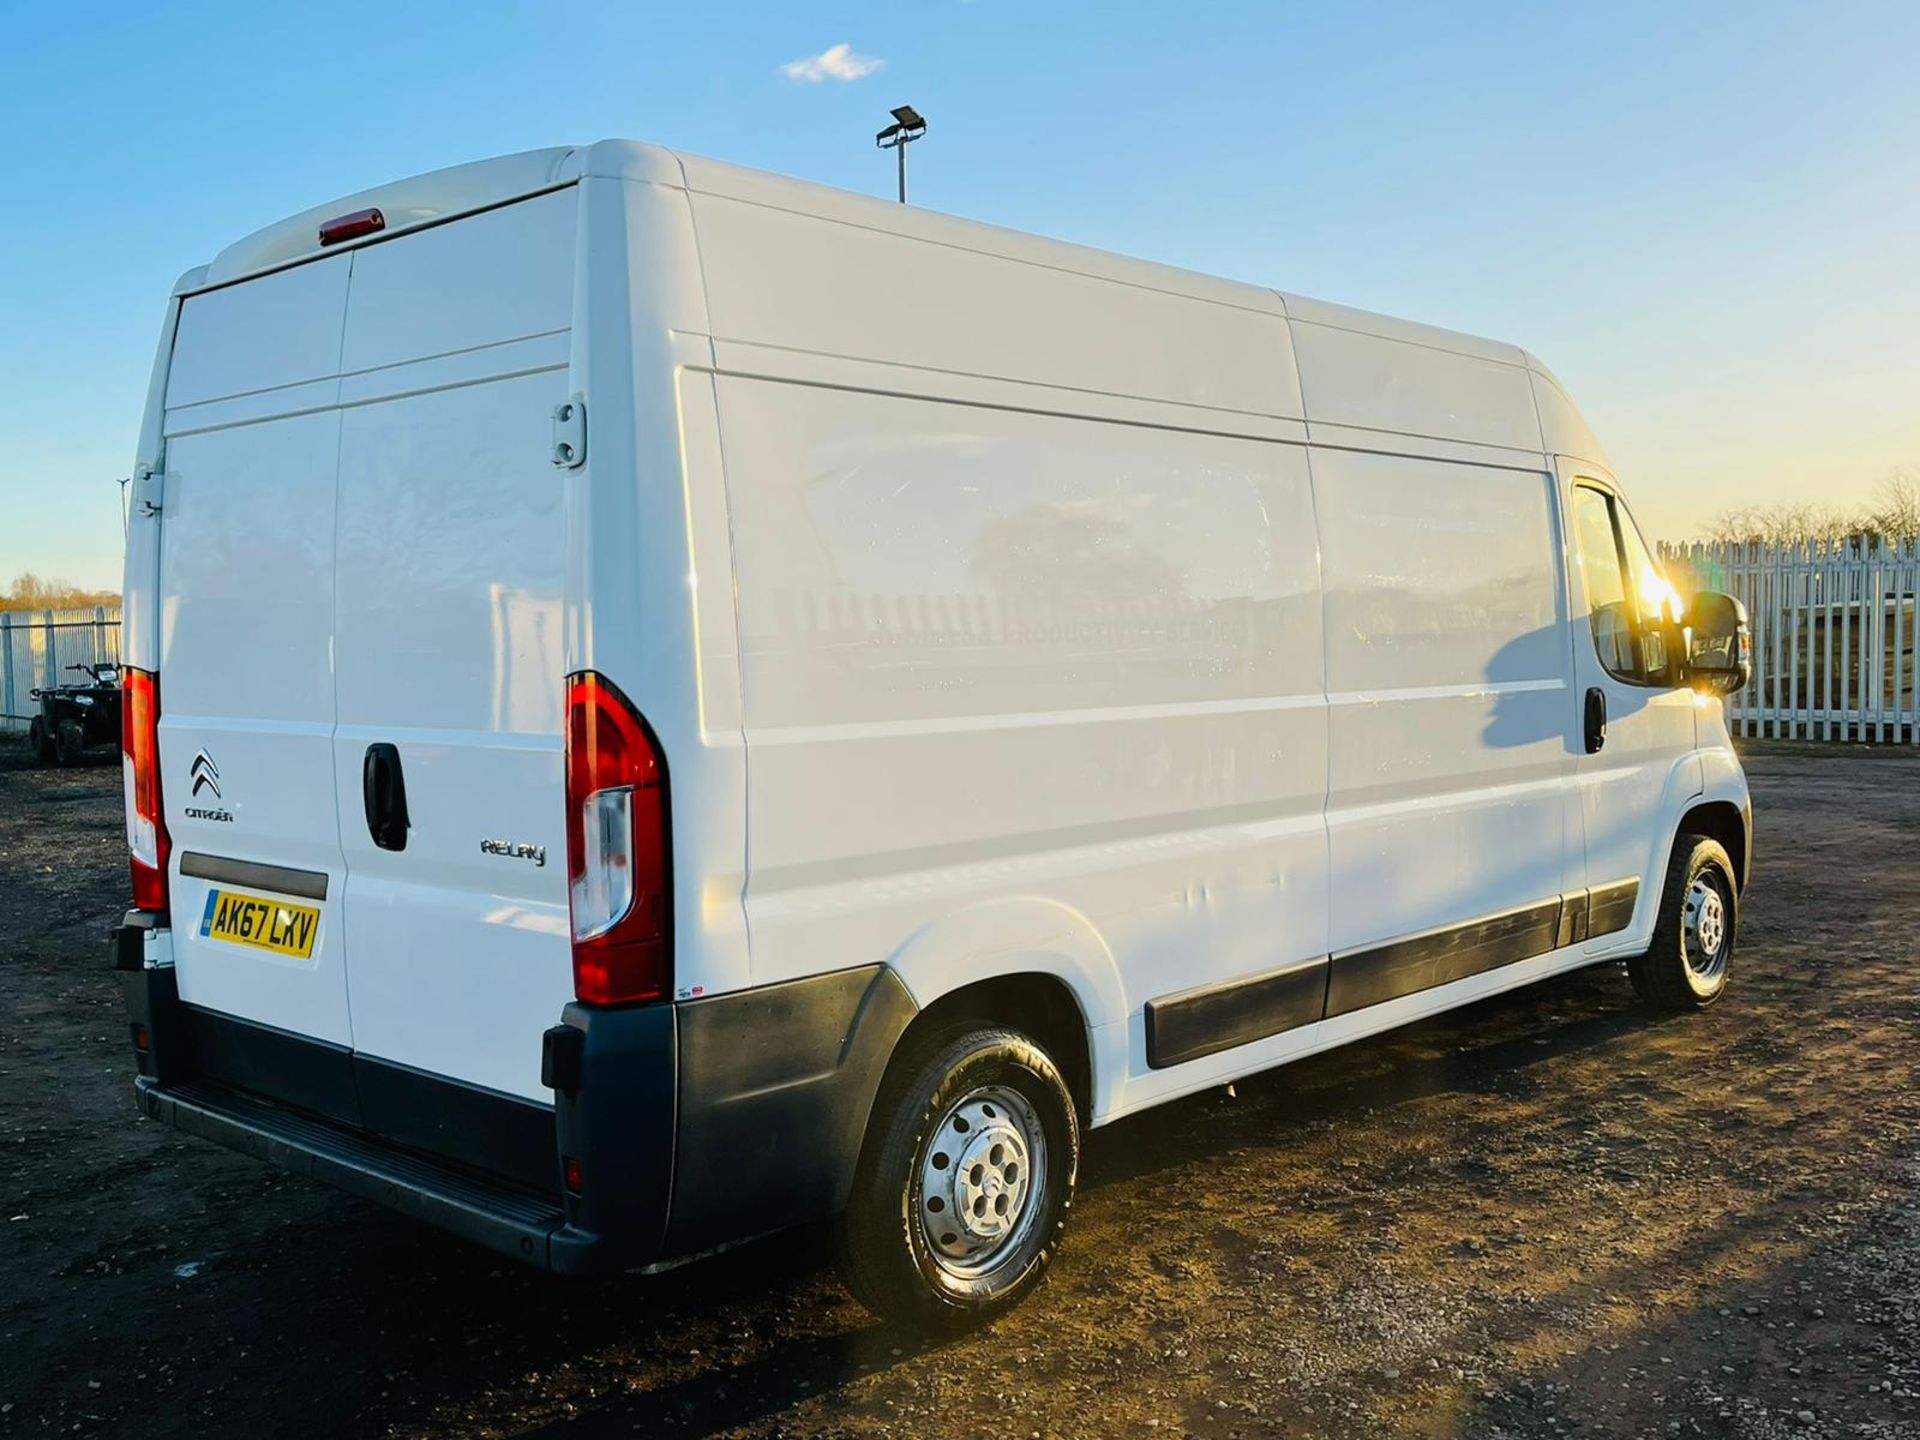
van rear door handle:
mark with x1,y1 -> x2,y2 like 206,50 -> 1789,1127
362,743 -> 410,851
1583,687 -> 1608,754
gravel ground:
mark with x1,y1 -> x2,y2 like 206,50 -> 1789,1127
1,741 -> 1917,1439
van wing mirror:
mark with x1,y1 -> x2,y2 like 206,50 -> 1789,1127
1684,590 -> 1752,696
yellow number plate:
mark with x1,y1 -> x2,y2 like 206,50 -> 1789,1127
197,888 -> 321,959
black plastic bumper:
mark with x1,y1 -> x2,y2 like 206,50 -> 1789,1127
134,1074 -> 591,1270
119,935 -> 672,1273
116,914 -> 915,1274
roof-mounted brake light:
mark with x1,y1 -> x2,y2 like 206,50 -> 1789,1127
319,207 -> 385,247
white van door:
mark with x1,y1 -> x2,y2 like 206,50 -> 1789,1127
1561,466 -> 1699,948
329,192 -> 577,1102
1314,452 -> 1575,1016
157,257 -> 355,1048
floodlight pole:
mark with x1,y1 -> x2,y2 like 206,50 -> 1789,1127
876,106 -> 926,204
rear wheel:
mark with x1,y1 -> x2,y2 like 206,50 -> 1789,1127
836,1024 -> 1079,1333
1628,833 -> 1738,1010
55,719 -> 86,767
27,716 -> 54,765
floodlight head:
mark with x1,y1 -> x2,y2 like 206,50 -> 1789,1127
876,121 -> 904,145
890,105 -> 925,128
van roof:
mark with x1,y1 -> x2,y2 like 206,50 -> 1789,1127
189,139 -> 1606,467
199,145 -> 583,286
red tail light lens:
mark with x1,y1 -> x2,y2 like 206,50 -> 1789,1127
563,672 -> 670,1005
122,668 -> 171,912
319,207 -> 385,246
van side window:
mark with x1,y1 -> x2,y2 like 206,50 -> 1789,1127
1572,485 -> 1680,685
1615,507 -> 1679,678
1572,486 -> 1638,679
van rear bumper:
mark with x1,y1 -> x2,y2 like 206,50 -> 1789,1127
117,916 -> 917,1274
133,1074 -> 598,1271
121,951 -> 671,1274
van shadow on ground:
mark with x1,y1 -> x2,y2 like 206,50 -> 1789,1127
310,965 -> 1704,1437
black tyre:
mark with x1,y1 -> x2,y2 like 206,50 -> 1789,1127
27,716 -> 54,765
55,719 -> 86,767
836,1024 -> 1079,1333
1628,833 -> 1738,1010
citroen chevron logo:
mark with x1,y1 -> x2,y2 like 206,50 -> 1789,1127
190,750 -> 221,799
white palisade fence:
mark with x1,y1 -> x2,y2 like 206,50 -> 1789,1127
0,606 -> 123,734
1660,539 -> 1920,743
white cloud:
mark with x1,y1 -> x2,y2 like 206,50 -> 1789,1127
780,43 -> 884,83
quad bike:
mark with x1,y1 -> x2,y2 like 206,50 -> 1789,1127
26,663 -> 122,766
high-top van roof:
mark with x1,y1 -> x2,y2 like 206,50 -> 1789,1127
200,146 -> 581,285
187,138 -> 1608,468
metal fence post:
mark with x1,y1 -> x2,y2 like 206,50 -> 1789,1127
1,612 -> 12,721
43,609 -> 57,689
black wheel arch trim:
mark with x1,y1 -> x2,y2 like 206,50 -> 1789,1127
1678,799 -> 1752,892
661,963 -> 917,1255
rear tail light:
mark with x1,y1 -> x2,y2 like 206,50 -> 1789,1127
563,672 -> 670,1005
122,667 -> 170,913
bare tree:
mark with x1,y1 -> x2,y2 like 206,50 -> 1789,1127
1700,467 -> 1920,545
1700,502 -> 1856,546
1865,467 -> 1920,538
1,572 -> 120,611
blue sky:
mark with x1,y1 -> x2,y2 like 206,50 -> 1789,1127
2,1 -> 1916,588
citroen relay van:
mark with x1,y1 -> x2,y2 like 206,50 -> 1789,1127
116,140 -> 1754,1330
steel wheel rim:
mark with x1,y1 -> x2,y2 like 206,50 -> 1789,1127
915,1084 -> 1047,1283
1683,870 -> 1731,983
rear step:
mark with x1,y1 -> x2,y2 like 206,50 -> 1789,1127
136,1077 -> 571,1268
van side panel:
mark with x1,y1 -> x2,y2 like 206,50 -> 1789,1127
688,190 -> 1302,420
713,377 -> 1329,1048
1290,320 -> 1541,452
1311,449 -> 1574,996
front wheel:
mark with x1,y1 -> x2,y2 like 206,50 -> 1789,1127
27,716 -> 54,765
1628,833 -> 1739,1010
836,1024 -> 1079,1333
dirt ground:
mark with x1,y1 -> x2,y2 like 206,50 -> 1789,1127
1,742 -> 1917,1440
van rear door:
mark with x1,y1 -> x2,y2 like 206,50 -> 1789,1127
158,256 -> 354,1053
328,191 -> 578,1104
157,190 -> 578,1112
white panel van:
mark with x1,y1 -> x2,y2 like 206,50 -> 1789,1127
116,141 -> 1755,1330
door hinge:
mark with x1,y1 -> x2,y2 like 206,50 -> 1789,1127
132,469 -> 166,516
550,395 -> 586,469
